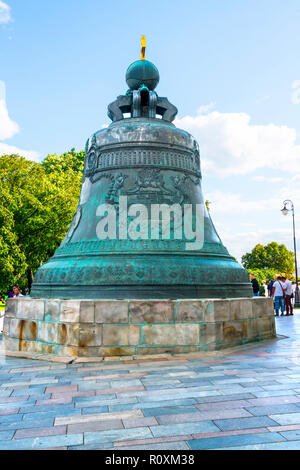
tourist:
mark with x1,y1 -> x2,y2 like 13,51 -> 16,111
267,279 -> 275,297
281,277 -> 293,316
259,282 -> 266,296
272,276 -> 286,316
12,286 -> 24,298
250,273 -> 259,297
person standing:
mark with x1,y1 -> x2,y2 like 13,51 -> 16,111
12,286 -> 23,298
272,276 -> 286,316
250,273 -> 260,297
268,279 -> 275,297
282,277 -> 293,316
259,282 -> 266,296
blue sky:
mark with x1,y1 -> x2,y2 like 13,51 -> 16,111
1,0 -> 300,263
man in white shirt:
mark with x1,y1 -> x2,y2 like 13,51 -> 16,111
272,276 -> 286,316
282,277 -> 293,316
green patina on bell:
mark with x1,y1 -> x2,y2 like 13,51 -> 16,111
31,44 -> 252,300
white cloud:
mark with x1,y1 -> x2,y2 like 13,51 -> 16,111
205,190 -> 278,214
291,80 -> 300,105
220,227 -> 293,261
0,1 -> 11,24
0,81 -> 39,161
205,185 -> 300,260
0,142 -> 39,160
0,82 -> 19,139
252,176 -> 284,183
175,110 -> 300,177
197,102 -> 216,114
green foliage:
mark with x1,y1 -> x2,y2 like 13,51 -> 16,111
0,150 -> 84,295
42,148 -> 85,174
242,242 -> 295,279
246,268 -> 278,285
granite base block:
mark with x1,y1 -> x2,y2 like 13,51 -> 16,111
2,297 -> 276,358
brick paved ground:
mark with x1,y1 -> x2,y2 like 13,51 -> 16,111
0,314 -> 300,450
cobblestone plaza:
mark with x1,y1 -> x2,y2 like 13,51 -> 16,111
0,315 -> 298,450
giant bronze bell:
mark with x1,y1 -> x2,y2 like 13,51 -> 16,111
31,40 -> 252,300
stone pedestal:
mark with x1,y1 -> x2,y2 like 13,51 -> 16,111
2,297 -> 276,358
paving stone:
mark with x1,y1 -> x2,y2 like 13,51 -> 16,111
55,409 -> 143,425
143,406 -> 198,417
191,427 -> 268,439
0,434 -> 83,450
46,385 -> 78,394
269,412 -> 300,425
22,409 -> 81,421
67,419 -> 123,434
0,407 -> 20,416
0,430 -> 15,440
82,406 -> 109,414
214,416 -> 279,431
84,426 -> 153,444
122,416 -> 158,428
196,393 -> 256,404
51,390 -> 96,399
188,432 -> 285,449
156,408 -> 251,424
247,396 -> 300,406
14,425 -> 67,439
150,421 -> 219,437
19,403 -> 77,414
68,443 -> 114,450
0,414 -> 23,423
278,429 -> 300,441
1,418 -> 55,430
78,382 -> 111,391
109,398 -> 197,412
252,390 -> 297,398
196,400 -> 252,411
119,441 -> 190,450
35,397 -> 73,406
215,441 -> 300,450
246,404 -> 300,416
76,397 -> 138,408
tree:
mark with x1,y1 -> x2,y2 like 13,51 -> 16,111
241,242 -> 295,279
0,150 -> 84,294
0,187 -> 27,293
245,268 -> 278,285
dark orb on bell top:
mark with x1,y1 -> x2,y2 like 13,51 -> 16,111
126,59 -> 160,91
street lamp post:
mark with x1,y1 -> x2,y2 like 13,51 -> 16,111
281,199 -> 300,308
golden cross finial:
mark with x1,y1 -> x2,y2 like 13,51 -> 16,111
140,35 -> 146,60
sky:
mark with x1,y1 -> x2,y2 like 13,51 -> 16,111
1,0 -> 300,263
